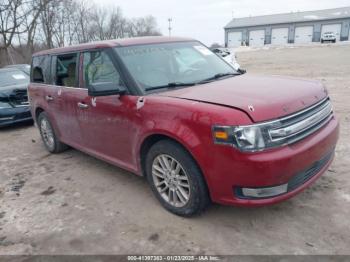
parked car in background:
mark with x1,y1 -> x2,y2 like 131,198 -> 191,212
0,68 -> 32,127
5,64 -> 31,75
29,37 -> 338,216
211,47 -> 244,73
321,32 -> 336,43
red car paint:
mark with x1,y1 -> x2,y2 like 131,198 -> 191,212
28,37 -> 339,206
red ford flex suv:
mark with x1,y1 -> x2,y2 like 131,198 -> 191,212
28,37 -> 339,216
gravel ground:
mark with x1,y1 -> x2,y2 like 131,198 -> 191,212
0,43 -> 349,255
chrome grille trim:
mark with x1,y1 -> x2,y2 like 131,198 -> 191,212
268,98 -> 333,146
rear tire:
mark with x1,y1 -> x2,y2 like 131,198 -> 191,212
38,112 -> 68,153
145,140 -> 210,217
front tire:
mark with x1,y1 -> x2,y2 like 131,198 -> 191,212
38,112 -> 68,153
145,140 -> 210,217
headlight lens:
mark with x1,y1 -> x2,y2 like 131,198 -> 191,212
213,122 -> 282,152
0,101 -> 12,109
234,126 -> 265,150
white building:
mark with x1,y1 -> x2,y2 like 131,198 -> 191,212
224,7 -> 350,47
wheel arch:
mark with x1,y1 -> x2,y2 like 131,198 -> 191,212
35,107 -> 45,123
140,134 -> 202,176
139,133 -> 211,199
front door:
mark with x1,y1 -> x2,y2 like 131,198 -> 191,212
77,49 -> 139,172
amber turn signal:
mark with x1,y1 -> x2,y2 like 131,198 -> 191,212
214,131 -> 229,140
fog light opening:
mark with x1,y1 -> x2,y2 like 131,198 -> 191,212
241,184 -> 288,198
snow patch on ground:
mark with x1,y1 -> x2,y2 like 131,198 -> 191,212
339,192 -> 350,202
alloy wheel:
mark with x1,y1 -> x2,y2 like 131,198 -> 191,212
152,154 -> 191,207
40,118 -> 54,149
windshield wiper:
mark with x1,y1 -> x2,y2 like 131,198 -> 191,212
196,72 -> 238,84
145,82 -> 196,91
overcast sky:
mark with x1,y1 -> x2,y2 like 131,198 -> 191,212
101,0 -> 350,45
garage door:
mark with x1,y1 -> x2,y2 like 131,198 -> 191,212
227,32 -> 242,47
249,30 -> 265,47
321,24 -> 342,41
271,28 -> 289,45
294,26 -> 313,44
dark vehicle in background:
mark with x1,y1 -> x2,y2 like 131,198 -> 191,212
4,64 -> 31,76
0,68 -> 32,127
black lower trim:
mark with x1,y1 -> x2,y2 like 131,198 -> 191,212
287,149 -> 334,191
0,107 -> 32,127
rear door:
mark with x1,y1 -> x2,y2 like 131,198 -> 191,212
30,55 -> 53,120
51,52 -> 87,146
76,49 -> 138,171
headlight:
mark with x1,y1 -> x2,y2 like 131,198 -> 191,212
213,99 -> 333,152
0,101 -> 12,109
213,122 -> 282,152
234,126 -> 265,150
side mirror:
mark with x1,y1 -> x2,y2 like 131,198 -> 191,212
88,82 -> 126,97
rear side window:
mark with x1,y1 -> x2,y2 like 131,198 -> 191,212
82,50 -> 125,90
54,53 -> 78,87
31,55 -> 51,83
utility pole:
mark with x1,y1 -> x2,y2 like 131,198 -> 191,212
168,18 -> 173,37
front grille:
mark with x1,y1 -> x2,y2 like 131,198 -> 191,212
9,89 -> 29,107
287,149 -> 334,191
268,98 -> 333,146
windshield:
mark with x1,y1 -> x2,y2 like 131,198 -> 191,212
114,41 -> 237,92
0,69 -> 29,89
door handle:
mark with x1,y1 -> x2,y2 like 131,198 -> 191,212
45,95 -> 54,102
77,102 -> 89,109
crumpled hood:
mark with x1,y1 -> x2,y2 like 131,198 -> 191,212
0,85 -> 28,99
0,84 -> 28,102
159,74 -> 328,122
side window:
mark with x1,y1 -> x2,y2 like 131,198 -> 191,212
55,53 -> 78,87
31,55 -> 51,83
82,50 -> 125,91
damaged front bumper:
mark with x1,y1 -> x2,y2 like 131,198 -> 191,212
0,106 -> 33,127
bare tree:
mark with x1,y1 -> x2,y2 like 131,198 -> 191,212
106,7 -> 126,39
126,16 -> 161,37
0,0 -> 163,66
0,0 -> 29,64
40,0 -> 62,48
73,0 -> 93,43
12,0 -> 52,62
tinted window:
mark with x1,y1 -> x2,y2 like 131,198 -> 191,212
31,55 -> 51,83
55,54 -> 78,87
82,50 -> 125,91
